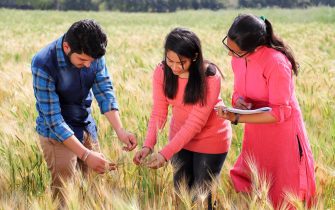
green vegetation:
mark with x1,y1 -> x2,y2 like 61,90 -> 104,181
0,7 -> 334,209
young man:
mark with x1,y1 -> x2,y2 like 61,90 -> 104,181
31,19 -> 137,201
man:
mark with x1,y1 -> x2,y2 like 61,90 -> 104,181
31,19 -> 137,202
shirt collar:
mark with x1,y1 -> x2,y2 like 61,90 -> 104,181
56,35 -> 71,69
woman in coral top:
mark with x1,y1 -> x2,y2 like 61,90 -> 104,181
217,14 -> 316,208
133,27 -> 232,209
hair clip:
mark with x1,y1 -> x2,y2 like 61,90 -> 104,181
259,16 -> 266,21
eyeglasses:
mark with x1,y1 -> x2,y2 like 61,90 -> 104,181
222,36 -> 249,58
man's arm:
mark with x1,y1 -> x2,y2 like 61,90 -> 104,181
32,66 -> 114,173
104,110 -> 137,151
63,135 -> 116,173
92,58 -> 137,151
32,66 -> 74,141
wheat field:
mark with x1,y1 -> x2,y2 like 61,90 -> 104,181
0,7 -> 334,209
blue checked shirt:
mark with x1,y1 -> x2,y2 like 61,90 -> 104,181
32,36 -> 118,142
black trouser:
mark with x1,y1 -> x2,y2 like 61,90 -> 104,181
171,149 -> 227,210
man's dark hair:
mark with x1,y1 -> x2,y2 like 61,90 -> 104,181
64,19 -> 107,59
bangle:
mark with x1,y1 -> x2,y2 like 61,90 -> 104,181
232,113 -> 240,125
81,150 -> 91,162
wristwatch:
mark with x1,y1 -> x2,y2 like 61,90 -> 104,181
232,113 -> 240,125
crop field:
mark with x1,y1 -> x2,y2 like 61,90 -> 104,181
0,7 -> 334,209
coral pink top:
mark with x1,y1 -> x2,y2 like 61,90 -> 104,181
144,63 -> 232,160
230,46 -> 316,208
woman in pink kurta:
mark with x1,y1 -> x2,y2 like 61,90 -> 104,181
218,14 -> 316,208
133,28 -> 232,209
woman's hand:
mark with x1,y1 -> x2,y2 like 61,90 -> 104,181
235,97 -> 252,110
133,147 -> 152,165
216,106 -> 236,121
145,153 -> 167,169
116,128 -> 138,151
85,151 -> 116,174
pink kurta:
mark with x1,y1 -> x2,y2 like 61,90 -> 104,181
144,63 -> 232,161
230,46 -> 316,208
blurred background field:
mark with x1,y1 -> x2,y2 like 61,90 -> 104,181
0,7 -> 334,209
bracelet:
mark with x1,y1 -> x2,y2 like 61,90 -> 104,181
232,113 -> 240,125
81,150 -> 91,162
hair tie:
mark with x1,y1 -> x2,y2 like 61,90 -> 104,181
259,16 -> 266,21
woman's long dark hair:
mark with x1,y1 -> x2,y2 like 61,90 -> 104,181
227,14 -> 299,76
163,27 -> 206,105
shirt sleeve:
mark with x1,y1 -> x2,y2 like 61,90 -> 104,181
32,67 -> 74,142
92,57 -> 119,114
264,55 -> 293,123
143,65 -> 169,149
159,74 -> 222,160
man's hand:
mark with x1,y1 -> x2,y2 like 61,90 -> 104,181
115,128 -> 137,151
63,135 -> 116,174
133,147 -> 151,165
85,151 -> 116,174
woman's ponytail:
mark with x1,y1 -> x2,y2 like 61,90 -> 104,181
228,14 -> 299,76
264,19 -> 299,76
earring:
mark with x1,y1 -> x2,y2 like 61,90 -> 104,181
193,53 -> 198,62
